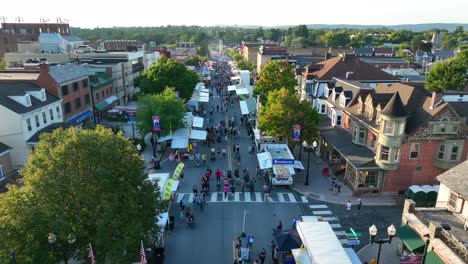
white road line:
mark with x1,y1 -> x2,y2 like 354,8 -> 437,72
255,192 -> 263,202
234,192 -> 240,202
222,193 -> 228,202
312,210 -> 332,215
301,196 -> 308,203
277,193 -> 285,202
245,192 -> 251,202
339,239 -> 348,244
309,204 -> 328,209
334,231 -> 346,236
322,217 -> 340,222
188,193 -> 194,204
330,224 -> 342,229
287,193 -> 296,203
210,192 -> 218,202
176,193 -> 184,203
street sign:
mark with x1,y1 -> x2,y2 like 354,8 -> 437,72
346,239 -> 360,246
346,233 -> 362,237
272,159 -> 295,165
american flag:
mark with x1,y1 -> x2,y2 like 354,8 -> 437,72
88,243 -> 96,264
140,240 -> 147,264
400,255 -> 422,264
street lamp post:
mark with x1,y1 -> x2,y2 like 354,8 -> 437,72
304,141 -> 317,186
137,143 -> 142,156
48,233 -> 76,264
368,224 -> 396,264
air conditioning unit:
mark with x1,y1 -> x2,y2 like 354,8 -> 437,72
57,115 -> 62,118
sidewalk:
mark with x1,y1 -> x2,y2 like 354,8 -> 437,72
290,148 -> 399,206
357,237 -> 402,264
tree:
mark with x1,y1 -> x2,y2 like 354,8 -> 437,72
236,58 -> 256,72
0,57 -> 5,70
185,55 -> 208,67
426,50 -> 468,91
139,56 -> 199,101
254,60 -> 296,105
136,87 -> 186,136
258,88 -> 320,148
0,126 -> 162,263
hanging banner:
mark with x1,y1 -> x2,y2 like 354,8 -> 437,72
291,124 -> 302,142
152,116 -> 161,131
172,163 -> 185,180
163,179 -> 174,200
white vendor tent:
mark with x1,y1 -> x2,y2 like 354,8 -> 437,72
189,129 -> 207,140
296,222 -> 352,264
236,88 -> 249,95
228,85 -> 237,91
240,101 -> 249,115
192,116 -> 204,128
171,137 -> 189,149
198,96 -> 209,103
257,152 -> 272,169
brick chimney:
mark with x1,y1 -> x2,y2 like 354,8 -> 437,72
39,59 -> 49,75
430,91 -> 443,109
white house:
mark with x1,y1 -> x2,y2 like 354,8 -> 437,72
0,82 -> 63,167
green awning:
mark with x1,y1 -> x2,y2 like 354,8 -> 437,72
396,225 -> 425,253
94,100 -> 110,111
425,251 -> 444,264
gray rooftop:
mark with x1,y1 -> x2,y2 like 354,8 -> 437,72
0,141 -> 12,155
0,82 -> 61,114
49,63 -> 88,84
433,50 -> 455,57
436,160 -> 468,200
420,209 -> 468,245
358,57 -> 409,64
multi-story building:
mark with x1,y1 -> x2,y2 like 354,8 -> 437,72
0,22 -> 70,57
0,82 -> 63,167
86,65 -> 116,124
175,42 -> 197,56
400,160 -> 468,264
0,141 -> 14,186
256,45 -> 288,74
241,42 -> 279,64
316,78 -> 467,194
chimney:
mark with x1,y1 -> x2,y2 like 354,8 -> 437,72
346,72 -> 354,79
324,51 -> 331,60
342,52 -> 346,62
430,91 -> 443,109
39,60 -> 49,75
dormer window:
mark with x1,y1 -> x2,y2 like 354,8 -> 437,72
357,101 -> 363,114
376,112 -> 381,125
365,104 -> 373,119
41,89 -> 46,101
25,94 -> 32,107
340,95 -> 346,107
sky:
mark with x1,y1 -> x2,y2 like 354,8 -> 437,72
2,0 -> 468,29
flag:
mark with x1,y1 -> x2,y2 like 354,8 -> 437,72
88,243 -> 96,264
152,116 -> 161,132
140,240 -> 147,264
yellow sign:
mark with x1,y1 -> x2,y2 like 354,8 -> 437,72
163,179 -> 174,200
172,163 -> 185,180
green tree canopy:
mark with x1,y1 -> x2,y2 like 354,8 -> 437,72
139,56 -> 199,101
258,88 -> 321,147
185,55 -> 208,67
426,50 -> 468,91
136,87 -> 186,136
254,60 -> 296,105
0,126 -> 162,263
0,57 -> 5,70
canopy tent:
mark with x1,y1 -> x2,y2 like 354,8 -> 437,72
107,108 -> 119,113
200,92 -> 210,97
198,96 -> 209,103
297,221 -> 352,264
192,116 -> 204,128
257,152 -> 272,169
424,251 -> 444,264
294,160 -> 305,170
157,212 -> 169,228
158,134 -> 173,143
343,248 -> 363,264
189,129 -> 207,140
240,101 -> 249,115
201,88 -> 210,93
171,137 -> 188,149
236,88 -> 249,95
230,76 -> 241,81
228,85 -> 237,91
273,229 -> 302,251
148,173 -> 171,199
396,225 -> 426,253
291,248 -> 312,264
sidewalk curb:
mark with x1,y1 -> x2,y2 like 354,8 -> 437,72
290,187 -> 399,206
356,243 -> 371,254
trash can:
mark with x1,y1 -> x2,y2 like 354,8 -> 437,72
168,216 -> 175,230
151,247 -> 165,264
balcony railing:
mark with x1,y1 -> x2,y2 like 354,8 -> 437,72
440,228 -> 468,262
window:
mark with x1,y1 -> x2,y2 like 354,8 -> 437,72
448,192 -> 458,208
437,144 -> 446,160
336,115 -> 342,126
394,147 -> 400,162
101,91 -> 105,98
340,96 -> 346,107
26,118 -> 32,131
353,125 -> 367,145
64,102 -> 71,114
85,94 -> 90,105
376,112 -> 381,125
61,85 -> 69,96
370,134 -> 376,149
42,112 -> 47,124
320,104 -> 326,114
73,82 -> 79,91
0,164 -> 4,179
49,109 -> 54,120
365,103 -> 373,119
83,79 -> 88,88
410,143 -> 420,159
75,98 -> 81,109
430,121 -> 459,135
450,146 -> 459,161
96,92 -> 100,100
56,106 -> 61,116
383,120 -> 395,135
380,146 -> 390,161
35,115 -> 40,127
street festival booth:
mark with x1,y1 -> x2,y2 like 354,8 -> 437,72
256,144 -> 304,185
292,221 -> 355,264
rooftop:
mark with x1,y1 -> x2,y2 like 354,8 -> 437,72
418,208 -> 468,245
49,63 -> 88,84
0,82 -> 61,114
0,72 -> 39,81
0,141 -> 12,155
436,160 -> 468,200
358,57 -> 409,64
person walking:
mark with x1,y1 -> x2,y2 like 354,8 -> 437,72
270,240 -> 276,259
346,200 -> 352,217
236,143 -> 240,154
223,184 -> 229,199
356,199 -> 363,214
258,248 -> 266,264
222,147 -> 226,158
246,233 -> 254,249
201,153 -> 207,167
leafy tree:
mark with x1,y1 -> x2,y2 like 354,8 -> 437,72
236,58 -> 256,72
265,28 -> 282,42
254,60 -> 296,105
139,56 -> 199,101
293,25 -> 309,38
136,87 -> 186,136
0,126 -> 162,263
395,49 -> 414,63
0,57 -> 5,70
426,50 -> 468,91
185,55 -> 208,67
258,88 -> 320,148
320,30 -> 350,47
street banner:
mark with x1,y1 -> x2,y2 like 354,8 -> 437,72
172,163 -> 185,180
163,179 -> 174,200
291,124 -> 302,142
400,255 -> 422,264
152,116 -> 161,132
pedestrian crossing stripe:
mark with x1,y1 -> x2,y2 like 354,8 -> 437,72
309,204 -> 328,209
175,192 -> 302,203
321,217 -> 340,222
334,231 -> 346,236
329,224 -> 342,229
312,210 -> 332,215
339,239 -> 348,245
301,196 -> 308,203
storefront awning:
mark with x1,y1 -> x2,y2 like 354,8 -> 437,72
67,110 -> 92,124
94,100 -> 110,111
425,251 -> 444,264
396,225 -> 426,253
105,95 -> 118,104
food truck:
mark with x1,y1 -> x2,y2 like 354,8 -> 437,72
257,144 -> 303,185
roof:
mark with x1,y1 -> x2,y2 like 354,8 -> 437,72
358,57 -> 409,64
306,55 -> 399,82
447,102 -> 468,126
436,160 -> 468,200
62,35 -> 82,42
0,141 -> 12,155
433,50 -> 455,57
49,63 -> 88,84
374,47 -> 394,54
26,122 -> 73,144
380,92 -> 409,117
0,82 -> 61,114
354,48 -> 373,55
0,72 -> 40,81
396,225 -> 426,253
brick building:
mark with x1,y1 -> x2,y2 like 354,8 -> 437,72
0,22 -> 70,57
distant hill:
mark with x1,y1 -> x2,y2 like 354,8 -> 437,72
272,23 -> 467,32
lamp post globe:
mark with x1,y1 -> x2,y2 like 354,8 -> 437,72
48,233 -> 57,244
137,144 -> 142,155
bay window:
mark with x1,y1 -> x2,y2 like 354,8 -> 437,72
380,146 -> 390,161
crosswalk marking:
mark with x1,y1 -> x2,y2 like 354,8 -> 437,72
255,192 -> 262,202
329,224 -> 342,229
244,192 -> 251,202
278,193 -> 285,202
312,210 -> 332,215
188,193 -> 194,204
301,196 -> 308,203
176,194 -> 184,203
211,193 -> 217,202
234,192 -> 240,202
322,217 -> 340,222
339,239 -> 348,245
287,193 -> 296,203
334,231 -> 346,236
309,204 -> 328,209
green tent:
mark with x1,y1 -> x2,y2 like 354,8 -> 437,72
396,225 -> 425,253
425,251 -> 444,264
